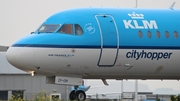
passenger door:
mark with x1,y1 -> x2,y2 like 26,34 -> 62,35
95,15 -> 119,67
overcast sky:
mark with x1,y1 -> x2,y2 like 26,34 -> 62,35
0,0 -> 180,46
1,0 -> 180,94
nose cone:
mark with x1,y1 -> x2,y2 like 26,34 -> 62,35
6,47 -> 35,71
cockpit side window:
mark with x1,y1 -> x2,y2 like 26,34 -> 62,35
75,24 -> 83,35
58,24 -> 73,34
38,24 -> 60,33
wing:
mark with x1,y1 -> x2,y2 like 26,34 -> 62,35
0,46 -> 9,51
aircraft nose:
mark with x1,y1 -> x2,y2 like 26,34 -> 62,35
6,46 -> 35,71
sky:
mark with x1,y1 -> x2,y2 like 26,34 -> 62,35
0,0 -> 180,46
1,0 -> 180,94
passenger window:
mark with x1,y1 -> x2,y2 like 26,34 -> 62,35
156,31 -> 160,38
58,24 -> 73,34
75,24 -> 83,35
165,31 -> 170,38
174,31 -> 178,38
147,31 -> 152,38
138,30 -> 143,38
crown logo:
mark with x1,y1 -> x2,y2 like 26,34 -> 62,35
128,12 -> 144,19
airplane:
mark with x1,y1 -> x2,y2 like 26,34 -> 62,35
5,3 -> 180,101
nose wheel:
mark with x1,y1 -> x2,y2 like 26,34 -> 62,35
69,90 -> 86,101
69,90 -> 76,100
76,90 -> 86,101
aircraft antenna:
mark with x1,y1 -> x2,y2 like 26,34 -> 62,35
169,2 -> 176,10
135,0 -> 138,8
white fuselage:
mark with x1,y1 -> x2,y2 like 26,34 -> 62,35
6,47 -> 180,79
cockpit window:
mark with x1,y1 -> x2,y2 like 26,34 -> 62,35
58,24 -> 73,34
38,24 -> 60,33
58,24 -> 84,35
75,24 -> 83,35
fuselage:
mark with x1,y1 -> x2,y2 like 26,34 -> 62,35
6,7 -> 180,79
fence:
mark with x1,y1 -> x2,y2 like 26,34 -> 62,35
86,93 -> 172,101
0,92 -> 174,101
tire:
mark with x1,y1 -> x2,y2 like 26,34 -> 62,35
75,90 -> 86,101
69,90 -> 76,100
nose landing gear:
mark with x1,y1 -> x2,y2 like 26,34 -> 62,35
75,90 -> 86,101
69,86 -> 86,101
69,90 -> 76,100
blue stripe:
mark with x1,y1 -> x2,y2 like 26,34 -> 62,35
12,44 -> 101,48
120,46 -> 180,49
11,44 -> 180,49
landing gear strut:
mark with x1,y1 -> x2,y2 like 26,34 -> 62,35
69,86 -> 86,101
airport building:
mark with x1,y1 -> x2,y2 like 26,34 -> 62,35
0,52 -> 71,101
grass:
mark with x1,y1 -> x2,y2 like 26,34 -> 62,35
8,91 -> 61,101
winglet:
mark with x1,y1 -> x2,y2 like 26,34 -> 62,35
169,2 -> 176,10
